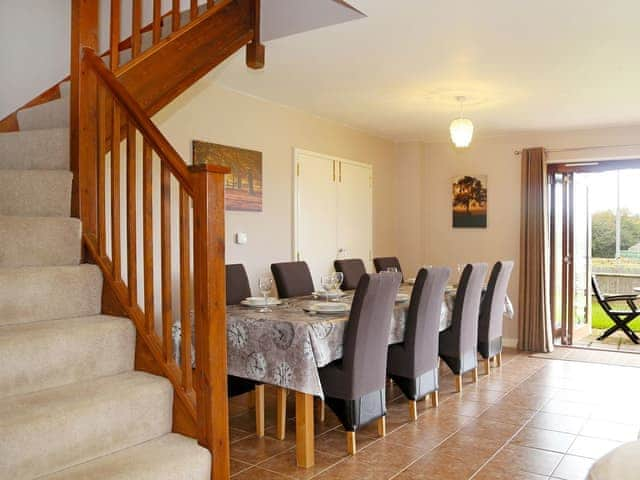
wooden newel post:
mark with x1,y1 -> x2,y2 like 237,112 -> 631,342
70,0 -> 99,239
246,0 -> 265,69
190,164 -> 231,480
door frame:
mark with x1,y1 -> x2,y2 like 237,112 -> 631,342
548,160 -> 640,345
292,148 -> 373,263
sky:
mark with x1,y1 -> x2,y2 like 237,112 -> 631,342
577,169 -> 640,215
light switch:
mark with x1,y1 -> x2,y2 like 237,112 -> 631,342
235,232 -> 248,245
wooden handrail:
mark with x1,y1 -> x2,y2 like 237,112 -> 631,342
70,2 -> 262,479
84,49 -> 227,194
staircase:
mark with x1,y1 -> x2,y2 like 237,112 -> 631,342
0,82 -> 211,479
0,1 -> 264,479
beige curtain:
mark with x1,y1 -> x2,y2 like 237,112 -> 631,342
518,147 -> 553,352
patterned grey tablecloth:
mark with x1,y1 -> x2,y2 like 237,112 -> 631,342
221,285 -> 514,398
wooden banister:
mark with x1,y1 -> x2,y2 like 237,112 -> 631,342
78,46 -> 232,480
69,2 -> 264,479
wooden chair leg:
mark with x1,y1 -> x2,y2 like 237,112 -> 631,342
254,385 -> 265,438
472,367 -> 478,383
497,352 -> 503,367
248,390 -> 256,409
431,390 -> 439,408
455,374 -> 462,393
485,358 -> 491,375
408,400 -> 418,421
318,399 -> 325,422
276,387 -> 287,440
377,416 -> 386,437
346,431 -> 356,455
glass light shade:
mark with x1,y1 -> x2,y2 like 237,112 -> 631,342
449,117 -> 474,148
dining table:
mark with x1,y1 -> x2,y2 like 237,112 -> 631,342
221,283 -> 514,468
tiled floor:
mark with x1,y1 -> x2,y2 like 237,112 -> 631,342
227,349 -> 640,479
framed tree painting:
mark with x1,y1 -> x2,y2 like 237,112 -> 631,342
192,140 -> 263,212
452,175 -> 487,228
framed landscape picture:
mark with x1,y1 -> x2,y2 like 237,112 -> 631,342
452,175 -> 487,228
192,140 -> 263,212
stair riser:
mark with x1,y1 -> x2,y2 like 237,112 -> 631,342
0,217 -> 81,268
0,170 -> 72,217
0,265 -> 102,326
17,97 -> 69,131
0,128 -> 69,170
0,316 -> 135,399
0,373 -> 173,479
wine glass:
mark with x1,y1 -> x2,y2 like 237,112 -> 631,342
321,274 -> 334,304
258,273 -> 273,313
332,272 -> 344,301
456,264 -> 464,286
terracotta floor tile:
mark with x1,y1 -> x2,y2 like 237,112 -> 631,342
231,427 -> 254,443
433,432 -> 501,462
457,417 -> 521,444
551,454 -> 595,480
499,391 -> 551,410
433,397 -> 491,418
383,419 -> 458,451
257,448 -> 340,480
528,412 -> 586,435
313,429 -> 378,458
480,403 -> 536,426
491,444 -> 563,476
512,426 -> 576,453
230,435 -> 295,464
230,459 -> 253,476
579,419 -> 640,442
353,437 -> 425,471
231,467 -> 290,479
311,457 -> 398,480
567,436 -> 621,459
397,451 -> 479,480
473,460 -> 549,480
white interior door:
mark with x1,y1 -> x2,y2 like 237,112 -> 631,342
337,160 -> 373,270
294,150 -> 338,287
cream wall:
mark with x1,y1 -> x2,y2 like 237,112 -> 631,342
395,125 -> 640,344
153,78 -> 397,292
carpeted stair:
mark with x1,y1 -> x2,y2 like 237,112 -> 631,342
0,77 -> 211,479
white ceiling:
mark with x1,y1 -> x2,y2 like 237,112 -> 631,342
212,0 -> 640,142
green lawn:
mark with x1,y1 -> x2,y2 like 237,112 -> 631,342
591,298 -> 640,331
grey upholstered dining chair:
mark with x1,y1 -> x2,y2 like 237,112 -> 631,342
271,261 -> 315,298
334,258 -> 367,290
225,264 -> 271,438
478,261 -> 514,375
438,263 -> 488,393
387,266 -> 450,421
318,272 -> 402,455
373,256 -> 403,277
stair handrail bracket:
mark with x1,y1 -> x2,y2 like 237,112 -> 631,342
69,1 -> 254,478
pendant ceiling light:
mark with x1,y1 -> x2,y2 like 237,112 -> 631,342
449,96 -> 474,148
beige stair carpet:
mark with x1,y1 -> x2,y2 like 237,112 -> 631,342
0,16 -> 212,476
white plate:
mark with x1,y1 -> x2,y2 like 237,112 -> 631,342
312,290 -> 343,299
308,302 -> 349,314
405,278 -> 416,285
241,297 -> 282,307
396,293 -> 410,303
